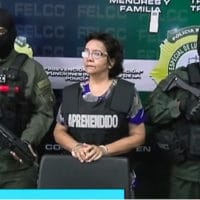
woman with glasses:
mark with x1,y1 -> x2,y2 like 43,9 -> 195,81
54,32 -> 145,164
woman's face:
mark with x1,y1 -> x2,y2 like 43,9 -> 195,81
82,39 -> 110,77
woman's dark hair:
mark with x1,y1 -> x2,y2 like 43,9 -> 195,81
85,32 -> 124,78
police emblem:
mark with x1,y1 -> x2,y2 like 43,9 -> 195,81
151,26 -> 199,84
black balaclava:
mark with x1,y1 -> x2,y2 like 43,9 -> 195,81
0,8 -> 17,59
197,28 -> 200,57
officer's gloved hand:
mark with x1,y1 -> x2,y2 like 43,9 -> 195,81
10,141 -> 37,164
180,96 -> 200,122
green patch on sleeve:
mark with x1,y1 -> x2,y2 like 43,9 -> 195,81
37,79 -> 50,89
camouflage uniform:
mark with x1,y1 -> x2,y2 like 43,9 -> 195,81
0,50 -> 54,188
145,65 -> 200,199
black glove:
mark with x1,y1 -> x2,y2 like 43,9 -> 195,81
180,96 -> 200,122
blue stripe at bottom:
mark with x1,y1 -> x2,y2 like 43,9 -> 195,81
0,189 -> 124,199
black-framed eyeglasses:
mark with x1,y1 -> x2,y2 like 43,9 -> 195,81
81,50 -> 108,60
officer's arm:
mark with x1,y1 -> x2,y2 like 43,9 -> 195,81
20,64 -> 54,146
145,77 -> 181,125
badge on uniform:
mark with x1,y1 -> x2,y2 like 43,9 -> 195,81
0,74 -> 6,83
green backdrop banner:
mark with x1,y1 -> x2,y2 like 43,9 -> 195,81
1,0 -> 199,92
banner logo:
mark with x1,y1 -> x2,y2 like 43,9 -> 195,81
150,26 -> 200,83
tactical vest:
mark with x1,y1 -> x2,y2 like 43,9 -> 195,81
61,79 -> 135,145
0,53 -> 34,138
155,63 -> 200,162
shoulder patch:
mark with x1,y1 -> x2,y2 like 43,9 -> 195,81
37,79 -> 50,89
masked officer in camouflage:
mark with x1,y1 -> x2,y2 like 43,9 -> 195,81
145,28 -> 200,199
0,8 -> 54,188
